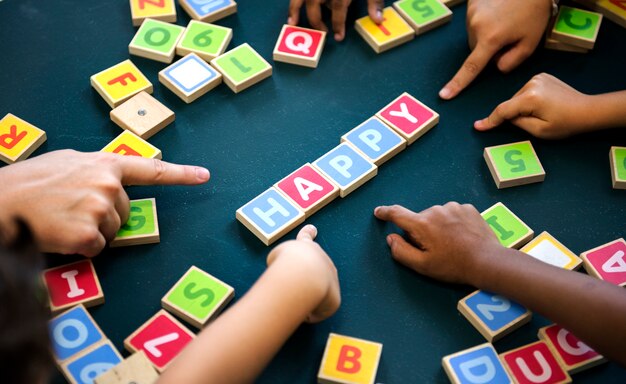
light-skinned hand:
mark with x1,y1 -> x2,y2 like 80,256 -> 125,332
0,150 -> 210,257
266,224 -> 341,323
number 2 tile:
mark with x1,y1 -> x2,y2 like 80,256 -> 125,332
458,290 -> 531,342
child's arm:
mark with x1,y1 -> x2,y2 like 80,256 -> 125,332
474,73 -> 626,138
374,203 -> 626,366
157,225 -> 341,384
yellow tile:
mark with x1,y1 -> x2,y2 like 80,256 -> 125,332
0,113 -> 46,164
130,0 -> 176,19
318,333 -> 382,384
91,60 -> 152,108
102,131 -> 161,159
356,7 -> 413,44
520,231 -> 582,270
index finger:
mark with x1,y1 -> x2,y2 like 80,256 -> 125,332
474,96 -> 527,131
439,42 -> 498,100
288,0 -> 305,25
296,224 -> 318,241
374,205 -> 423,232
330,0 -> 349,41
115,156 -> 210,186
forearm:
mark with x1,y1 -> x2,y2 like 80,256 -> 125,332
158,254 -> 331,384
475,248 -> 626,366
587,91 -> 626,130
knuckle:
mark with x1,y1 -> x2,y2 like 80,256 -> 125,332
151,159 -> 167,182
462,60 -> 481,75
87,195 -> 112,219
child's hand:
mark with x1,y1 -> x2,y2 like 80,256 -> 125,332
287,0 -> 384,41
374,203 -> 502,286
266,225 -> 341,323
474,73 -> 593,139
440,0 -> 551,100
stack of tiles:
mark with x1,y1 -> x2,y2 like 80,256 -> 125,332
50,305 -> 123,383
236,92 -> 439,245
546,6 -> 603,53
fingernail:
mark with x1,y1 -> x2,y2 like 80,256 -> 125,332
386,235 -> 393,247
377,10 -> 382,20
334,32 -> 343,41
288,17 -> 293,24
374,206 -> 380,215
439,87 -> 452,99
195,167 -> 210,181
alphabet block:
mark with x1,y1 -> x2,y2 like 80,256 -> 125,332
355,7 -> 414,53
484,141 -> 545,189
393,0 -> 453,35
110,91 -> 175,140
500,341 -> 572,384
581,238 -> 626,286
551,6 -> 602,50
520,232 -> 582,270
179,0 -> 237,23
544,36 -> 589,53
481,202 -> 533,249
538,324 -> 606,373
94,351 -> 159,384
129,0 -> 176,26
610,146 -> 626,189
91,60 -> 153,108
42,260 -> 105,314
442,343 -> 512,384
161,265 -> 235,329
275,163 -> 340,218
341,117 -> 407,166
376,92 -> 439,144
236,187 -> 305,245
313,143 -> 378,198
60,340 -> 123,384
124,310 -> 195,372
176,20 -> 232,61
458,290 -> 531,342
49,304 -> 106,364
129,18 -> 185,63
318,333 -> 383,384
273,24 -> 327,68
159,53 -> 223,103
595,0 -> 626,28
101,131 -> 162,159
110,198 -> 160,247
0,113 -> 46,164
210,43 -> 272,93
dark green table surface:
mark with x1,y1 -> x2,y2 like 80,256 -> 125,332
1,0 -> 625,382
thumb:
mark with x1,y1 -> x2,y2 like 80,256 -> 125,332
387,234 -> 425,272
